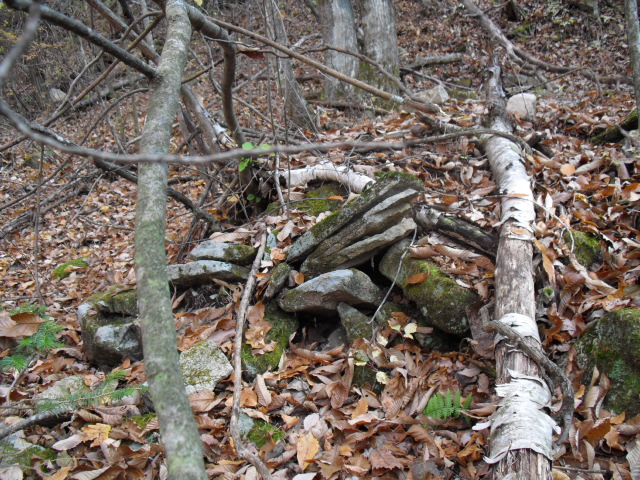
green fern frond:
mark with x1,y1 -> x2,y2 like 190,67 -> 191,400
0,354 -> 29,371
423,390 -> 473,420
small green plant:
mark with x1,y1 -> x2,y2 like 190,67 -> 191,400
238,141 -> 273,172
35,370 -> 143,414
423,390 -> 472,420
0,304 -> 64,373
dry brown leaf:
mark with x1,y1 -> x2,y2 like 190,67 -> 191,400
406,272 -> 429,285
0,312 -> 44,338
351,396 -> 368,419
255,374 -> 272,407
560,163 -> 576,176
296,433 -> 319,471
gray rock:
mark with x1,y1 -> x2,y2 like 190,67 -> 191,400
49,88 -> 66,102
168,260 -> 250,285
78,300 -> 142,366
337,303 -> 375,343
264,262 -> 291,300
379,239 -> 477,336
506,93 -> 537,121
417,84 -> 449,105
302,215 -> 416,277
574,309 -> 640,416
191,241 -> 257,266
287,172 -> 424,263
278,269 -> 383,315
180,340 -> 233,395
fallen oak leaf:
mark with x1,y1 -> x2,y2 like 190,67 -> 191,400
296,433 -> 319,471
405,272 -> 429,285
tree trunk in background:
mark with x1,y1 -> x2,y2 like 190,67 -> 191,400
359,0 -> 400,97
625,0 -> 640,122
263,0 -> 317,132
136,1 -> 207,478
319,0 -> 360,101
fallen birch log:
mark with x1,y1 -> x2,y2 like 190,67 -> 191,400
475,62 -> 571,480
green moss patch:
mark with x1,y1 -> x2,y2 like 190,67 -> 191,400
53,257 -> 88,279
563,230 -> 601,267
246,419 -> 285,448
575,309 -> 640,415
242,305 -> 298,377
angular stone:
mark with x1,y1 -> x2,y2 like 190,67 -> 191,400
417,84 -> 449,105
278,269 -> 383,315
264,262 -> 291,300
506,93 -> 537,121
191,241 -> 257,266
337,303 -> 374,343
302,215 -> 416,277
287,172 -> 424,263
168,260 -> 250,285
78,300 -> 142,366
180,340 -> 233,395
379,239 -> 477,336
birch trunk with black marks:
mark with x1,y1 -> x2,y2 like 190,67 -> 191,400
135,1 -> 207,478
481,64 -> 555,480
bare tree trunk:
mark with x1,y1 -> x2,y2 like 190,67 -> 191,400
135,1 -> 207,478
263,0 -> 317,131
482,63 -> 554,480
625,0 -> 640,122
319,0 -> 360,101
359,0 -> 400,97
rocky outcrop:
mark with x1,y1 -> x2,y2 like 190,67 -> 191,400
287,173 -> 424,264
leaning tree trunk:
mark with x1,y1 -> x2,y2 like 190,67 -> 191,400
319,0 -> 360,100
625,0 -> 640,122
263,0 -> 317,131
135,1 -> 207,478
482,64 -> 555,480
359,0 -> 400,97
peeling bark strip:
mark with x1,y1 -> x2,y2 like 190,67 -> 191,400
476,64 -> 557,479
135,1 -> 207,478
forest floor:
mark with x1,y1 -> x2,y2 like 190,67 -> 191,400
0,0 -> 639,479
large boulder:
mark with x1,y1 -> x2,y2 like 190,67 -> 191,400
379,239 -> 477,336
574,309 -> 640,416
278,269 -> 383,315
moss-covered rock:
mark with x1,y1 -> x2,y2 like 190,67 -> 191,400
180,340 -> 233,394
269,183 -> 348,217
379,239 -> 477,336
574,309 -> 640,416
190,241 -> 257,266
246,419 -> 285,448
264,262 -> 291,300
563,230 -> 601,267
242,304 -> 298,378
53,257 -> 88,279
89,287 -> 138,317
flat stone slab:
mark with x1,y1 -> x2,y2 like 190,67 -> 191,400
278,269 -> 383,315
180,340 -> 233,395
190,241 -> 256,266
168,260 -> 250,285
287,172 -> 424,263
